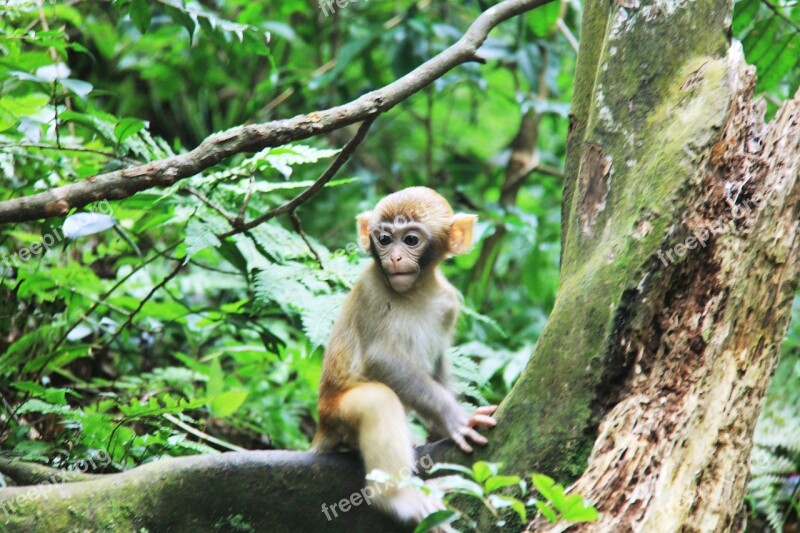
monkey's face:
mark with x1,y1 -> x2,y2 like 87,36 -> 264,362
371,218 -> 430,293
356,187 -> 477,294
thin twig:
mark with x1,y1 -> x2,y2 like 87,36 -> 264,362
261,88 -> 295,115
162,413 -> 245,452
9,143 -> 142,165
762,0 -> 800,34
36,0 -> 76,140
185,187 -> 237,225
289,210 -> 324,268
556,19 -> 579,53
533,164 -> 564,179
218,116 -> 377,239
0,392 -> 21,428
236,175 -> 255,226
100,259 -> 185,352
49,243 -> 180,356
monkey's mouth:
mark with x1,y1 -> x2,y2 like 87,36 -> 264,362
389,271 -> 417,279
387,271 -> 418,291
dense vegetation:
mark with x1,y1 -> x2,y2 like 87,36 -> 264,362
0,0 -> 797,529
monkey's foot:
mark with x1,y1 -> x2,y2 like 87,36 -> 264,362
382,486 -> 445,524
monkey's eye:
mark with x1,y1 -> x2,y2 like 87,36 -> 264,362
403,234 -> 420,247
378,234 -> 393,246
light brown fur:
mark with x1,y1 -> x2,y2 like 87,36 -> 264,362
312,187 -> 496,526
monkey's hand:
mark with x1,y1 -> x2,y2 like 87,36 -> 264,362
447,405 -> 498,454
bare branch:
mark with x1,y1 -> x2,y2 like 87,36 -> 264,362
217,116 -> 377,239
185,187 -> 237,225
236,175 -> 255,226
557,19 -> 579,53
162,413 -> 245,453
0,0 -> 552,226
289,210 -> 324,269
5,143 -> 143,165
99,259 -> 185,352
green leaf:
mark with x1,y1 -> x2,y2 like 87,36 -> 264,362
301,293 -> 346,349
210,390 -> 248,417
130,0 -> 152,33
262,21 -> 296,42
742,15 -> 779,66
757,34 -> 800,92
528,1 -> 560,37
732,0 -> 760,37
460,305 -> 508,338
561,503 -> 599,522
485,474 -> 522,493
413,509 -> 457,533
63,212 -> 117,239
531,473 -> 566,510
429,462 -> 475,477
0,93 -> 50,115
44,388 -> 69,405
207,358 -> 224,397
61,78 -> 93,98
115,117 -> 146,144
430,475 -> 484,498
185,219 -> 222,258
11,381 -> 47,396
488,494 -> 526,522
163,5 -> 196,41
0,325 -> 59,375
17,398 -> 73,415
534,501 -> 558,523
472,461 -> 500,483
557,492 -> 599,521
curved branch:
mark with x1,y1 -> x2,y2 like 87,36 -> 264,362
0,443 -> 456,532
217,115 -> 376,238
0,0 -> 551,226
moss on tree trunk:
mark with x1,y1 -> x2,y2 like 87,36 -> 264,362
0,451 -> 406,532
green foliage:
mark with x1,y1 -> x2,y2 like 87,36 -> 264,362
421,461 -> 598,531
734,0 -> 800,116
0,0 -> 580,473
530,473 -> 598,523
746,299 -> 800,530
0,3 -> 796,531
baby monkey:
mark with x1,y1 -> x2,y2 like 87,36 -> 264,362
312,187 -> 498,525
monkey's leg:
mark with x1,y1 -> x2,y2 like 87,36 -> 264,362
338,382 -> 444,524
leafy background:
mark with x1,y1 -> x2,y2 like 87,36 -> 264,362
0,0 -> 796,529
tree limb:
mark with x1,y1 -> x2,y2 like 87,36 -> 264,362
0,0 -> 551,226
0,443 -> 455,532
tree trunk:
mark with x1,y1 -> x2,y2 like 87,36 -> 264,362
3,0 -> 800,531
513,0 -> 800,529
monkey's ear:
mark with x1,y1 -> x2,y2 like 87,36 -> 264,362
356,211 -> 372,252
449,214 -> 477,255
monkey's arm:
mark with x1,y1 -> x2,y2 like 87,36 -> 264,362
432,351 -> 456,389
364,354 -> 493,453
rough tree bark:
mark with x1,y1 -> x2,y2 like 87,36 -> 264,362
517,0 -> 800,529
3,0 -> 800,531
